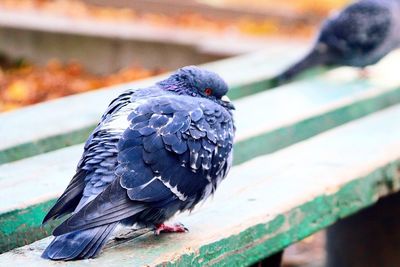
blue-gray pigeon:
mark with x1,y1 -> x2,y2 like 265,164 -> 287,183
272,0 -> 400,85
41,66 -> 235,261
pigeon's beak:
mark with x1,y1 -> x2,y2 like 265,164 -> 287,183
221,95 -> 235,110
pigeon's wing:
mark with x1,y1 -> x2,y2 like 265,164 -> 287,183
43,90 -> 136,223
117,96 -> 235,204
52,95 -> 235,235
99,90 -> 135,121
319,1 -> 392,58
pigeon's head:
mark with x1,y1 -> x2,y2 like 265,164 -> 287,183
158,66 -> 234,110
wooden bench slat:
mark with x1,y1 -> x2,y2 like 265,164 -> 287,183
81,0 -> 311,22
0,9 -> 305,54
0,146 -> 79,213
1,8 -> 309,75
2,101 -> 400,266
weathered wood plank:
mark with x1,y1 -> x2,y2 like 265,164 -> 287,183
82,0 -> 313,23
0,9 -> 277,51
0,46 -> 308,165
1,101 -> 400,266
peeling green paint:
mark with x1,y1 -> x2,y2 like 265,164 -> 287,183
0,80 -> 272,165
1,110 -> 400,265
228,79 -> 274,101
0,127 -> 94,165
0,200 -> 55,235
228,68 -> 325,101
234,86 -> 400,165
0,161 -> 398,266
0,200 -> 60,252
158,161 -> 400,267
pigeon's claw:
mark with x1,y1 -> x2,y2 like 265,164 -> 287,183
154,223 -> 189,235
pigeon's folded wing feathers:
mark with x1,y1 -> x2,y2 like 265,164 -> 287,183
43,91 -> 136,223
53,95 -> 234,235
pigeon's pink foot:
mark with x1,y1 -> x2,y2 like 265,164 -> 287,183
359,68 -> 370,79
154,223 -> 188,235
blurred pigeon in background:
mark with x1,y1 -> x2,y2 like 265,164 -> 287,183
272,0 -> 400,85
41,66 -> 235,261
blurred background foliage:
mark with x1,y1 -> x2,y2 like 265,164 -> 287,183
0,0 -> 350,112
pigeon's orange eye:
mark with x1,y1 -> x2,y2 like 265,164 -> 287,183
204,88 -> 213,96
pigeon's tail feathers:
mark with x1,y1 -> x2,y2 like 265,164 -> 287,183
42,222 -> 118,261
271,48 -> 326,87
42,170 -> 87,224
52,176 -> 147,236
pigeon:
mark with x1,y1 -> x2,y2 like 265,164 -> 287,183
41,66 -> 235,261
272,0 -> 400,85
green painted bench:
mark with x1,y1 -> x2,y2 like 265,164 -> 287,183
1,49 -> 400,266
2,99 -> 400,266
